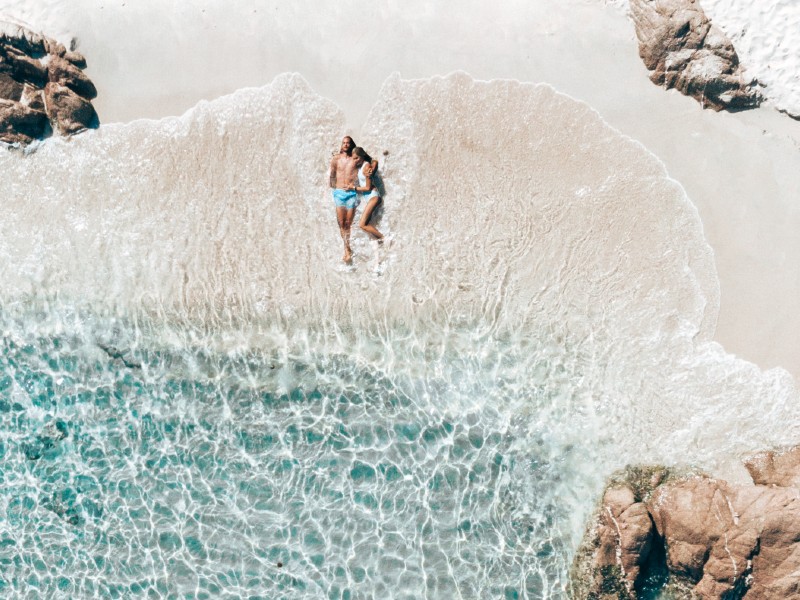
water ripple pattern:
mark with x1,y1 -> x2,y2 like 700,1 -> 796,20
0,311 -> 597,598
0,73 -> 798,598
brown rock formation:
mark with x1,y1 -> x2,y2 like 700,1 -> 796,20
571,450 -> 800,599
44,82 -> 97,135
582,486 -> 655,599
0,72 -> 23,100
571,466 -> 670,600
744,446 -> 800,488
47,55 -> 97,99
630,0 -> 761,112
0,98 -> 48,141
0,19 -> 98,145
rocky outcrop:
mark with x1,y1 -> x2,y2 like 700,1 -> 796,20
630,0 -> 761,112
571,448 -> 800,599
744,446 -> 800,488
0,19 -> 98,145
571,466 -> 672,600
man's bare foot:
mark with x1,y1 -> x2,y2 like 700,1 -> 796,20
343,250 -> 352,264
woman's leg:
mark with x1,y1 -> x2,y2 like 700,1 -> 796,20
359,197 -> 383,241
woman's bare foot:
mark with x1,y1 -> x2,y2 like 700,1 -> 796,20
343,249 -> 352,264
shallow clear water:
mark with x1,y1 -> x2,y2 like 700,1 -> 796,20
2,72 -> 798,599
0,310 -> 601,599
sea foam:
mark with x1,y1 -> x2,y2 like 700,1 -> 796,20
0,72 -> 798,598
0,71 -> 795,470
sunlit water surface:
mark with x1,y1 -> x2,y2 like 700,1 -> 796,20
1,72 -> 798,599
0,309 -> 602,599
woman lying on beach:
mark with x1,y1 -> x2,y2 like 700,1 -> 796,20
352,147 -> 384,242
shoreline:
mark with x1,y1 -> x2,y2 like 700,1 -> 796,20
4,0 -> 799,379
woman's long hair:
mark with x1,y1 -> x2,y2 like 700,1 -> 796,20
353,147 -> 372,163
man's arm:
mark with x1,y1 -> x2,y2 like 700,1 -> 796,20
329,156 -> 338,188
364,159 -> 379,177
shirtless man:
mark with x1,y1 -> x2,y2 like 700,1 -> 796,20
329,136 -> 381,263
329,136 -> 360,263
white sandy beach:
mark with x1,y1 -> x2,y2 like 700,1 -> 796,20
3,4 -> 800,594
3,0 -> 799,378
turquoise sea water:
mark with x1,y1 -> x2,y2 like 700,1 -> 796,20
2,72 -> 776,600
0,309 -> 599,599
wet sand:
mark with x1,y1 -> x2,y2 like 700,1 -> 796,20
3,0 -> 799,378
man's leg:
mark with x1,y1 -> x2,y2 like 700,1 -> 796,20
342,207 -> 356,263
336,206 -> 350,262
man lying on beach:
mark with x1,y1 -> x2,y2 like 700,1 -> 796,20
328,136 -> 380,264
329,135 -> 360,264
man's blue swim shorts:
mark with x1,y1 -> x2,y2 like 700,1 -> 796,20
332,188 -> 359,210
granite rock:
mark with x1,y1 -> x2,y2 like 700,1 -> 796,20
44,82 -> 98,135
0,18 -> 98,145
47,55 -> 97,99
0,98 -> 48,144
630,0 -> 761,111
572,449 -> 800,599
744,446 -> 800,488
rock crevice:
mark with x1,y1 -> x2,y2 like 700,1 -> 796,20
572,448 -> 800,599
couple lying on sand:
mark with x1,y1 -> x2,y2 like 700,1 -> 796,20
328,135 -> 384,264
